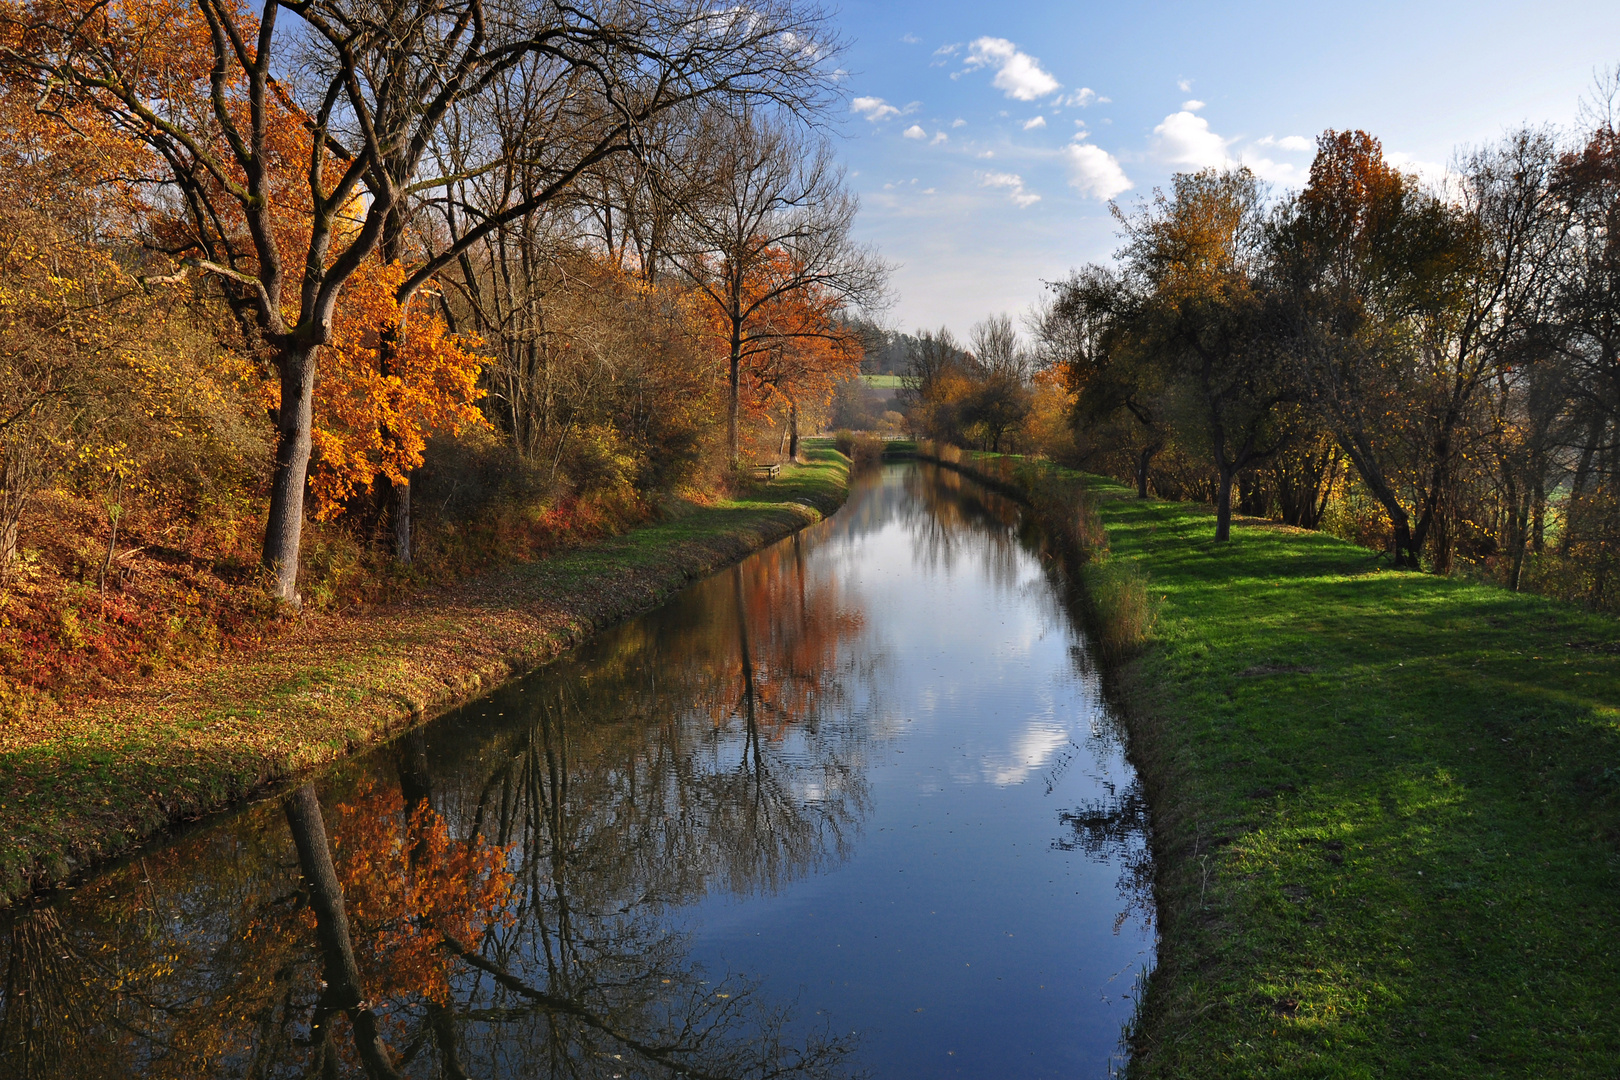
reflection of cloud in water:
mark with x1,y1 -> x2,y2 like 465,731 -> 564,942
986,720 -> 1072,787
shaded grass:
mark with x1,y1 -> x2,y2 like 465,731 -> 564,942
1096,480 -> 1620,1078
916,446 -> 1620,1077
0,448 -> 849,907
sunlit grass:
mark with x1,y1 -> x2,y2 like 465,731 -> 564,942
1082,479 -> 1620,1077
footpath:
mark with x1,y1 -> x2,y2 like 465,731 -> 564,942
0,449 -> 849,908
922,445 -> 1620,1079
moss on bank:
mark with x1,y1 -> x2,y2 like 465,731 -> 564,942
0,448 -> 849,908
921,445 -> 1620,1078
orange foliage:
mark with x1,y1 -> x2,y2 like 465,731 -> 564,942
700,246 -> 863,424
326,780 -> 514,1004
243,261 -> 488,519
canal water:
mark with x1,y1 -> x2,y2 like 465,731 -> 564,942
0,462 -> 1154,1079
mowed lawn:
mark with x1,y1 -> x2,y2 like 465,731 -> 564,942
1090,480 -> 1620,1078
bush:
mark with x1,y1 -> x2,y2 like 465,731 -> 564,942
851,433 -> 885,468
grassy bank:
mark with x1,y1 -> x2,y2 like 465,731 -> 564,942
0,448 -> 850,908
922,445 -> 1620,1077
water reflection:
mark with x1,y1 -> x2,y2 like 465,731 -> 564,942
1,463 -> 1153,1079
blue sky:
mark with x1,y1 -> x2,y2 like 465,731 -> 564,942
830,1 -> 1620,336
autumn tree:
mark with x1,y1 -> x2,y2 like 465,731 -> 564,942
2,0 -> 840,603
1118,167 -> 1296,540
667,110 -> 886,466
1271,130 -> 1563,568
735,259 -> 864,460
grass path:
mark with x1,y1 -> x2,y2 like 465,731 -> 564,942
1090,479 -> 1620,1078
0,449 -> 849,907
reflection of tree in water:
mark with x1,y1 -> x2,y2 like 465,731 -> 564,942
0,536 -> 871,1080
899,464 -> 1046,593
1055,778 -> 1154,936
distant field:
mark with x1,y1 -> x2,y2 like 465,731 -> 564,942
860,374 -> 906,389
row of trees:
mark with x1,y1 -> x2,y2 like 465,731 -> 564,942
896,315 -> 1069,454
1033,88 -> 1620,605
0,0 -> 883,625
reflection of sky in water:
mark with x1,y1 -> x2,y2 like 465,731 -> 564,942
0,462 -> 1151,1080
674,464 -> 1153,1080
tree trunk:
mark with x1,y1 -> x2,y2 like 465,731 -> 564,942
788,399 -> 800,461
1135,444 -> 1157,499
1531,475 -> 1546,555
390,476 -> 412,566
1214,468 -> 1235,542
284,785 -> 401,1079
728,329 -> 742,468
1508,495 -> 1531,592
1391,514 -> 1420,569
263,345 -> 318,606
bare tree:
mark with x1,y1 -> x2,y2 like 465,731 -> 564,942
961,313 -> 1032,452
666,110 -> 887,465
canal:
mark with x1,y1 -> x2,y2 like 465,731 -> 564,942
0,462 -> 1154,1079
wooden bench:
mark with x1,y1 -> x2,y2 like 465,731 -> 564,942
751,463 -> 782,482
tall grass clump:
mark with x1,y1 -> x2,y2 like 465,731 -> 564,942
1082,558 -> 1157,661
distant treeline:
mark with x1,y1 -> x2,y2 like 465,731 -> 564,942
902,84 -> 1620,612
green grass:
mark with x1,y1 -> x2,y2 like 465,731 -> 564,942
859,373 -> 906,389
925,448 -> 1620,1077
1093,481 -> 1620,1078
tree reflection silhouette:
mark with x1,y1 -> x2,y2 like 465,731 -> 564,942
0,533 -> 872,1080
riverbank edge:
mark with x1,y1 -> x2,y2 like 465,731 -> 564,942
906,445 -> 1188,1067
0,449 -> 851,910
907,442 -> 1620,1077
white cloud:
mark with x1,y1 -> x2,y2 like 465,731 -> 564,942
852,96 -> 901,123
976,150 -> 995,159
1023,115 -> 1046,130
1065,141 -> 1132,200
922,187 -> 936,194
981,170 -> 1041,207
1181,99 -> 1205,111
963,37 -> 1061,101
931,42 -> 960,67
1153,110 -> 1234,169
902,124 -> 927,140
1256,134 -> 1314,153
931,131 -> 949,145
1177,77 -> 1193,92
1386,150 -> 1449,190
901,32 -> 920,44
951,118 -> 966,128
985,722 -> 1070,786
1060,87 -> 1097,108
1241,154 -> 1305,186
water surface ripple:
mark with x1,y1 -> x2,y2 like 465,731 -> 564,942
0,462 -> 1154,1079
